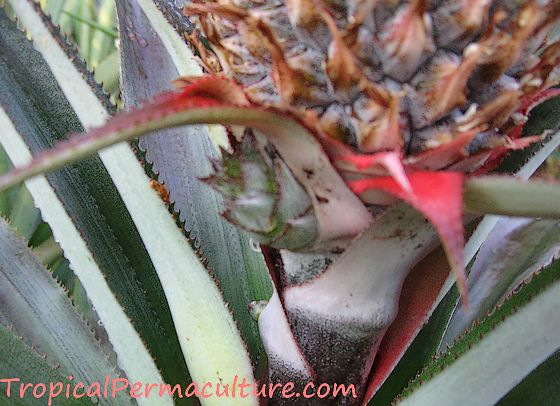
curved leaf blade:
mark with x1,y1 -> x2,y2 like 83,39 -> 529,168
4,2 -> 259,402
116,0 -> 271,364
440,218 -> 560,348
0,6 -> 189,402
0,217 -> 131,406
0,8 -> 175,404
497,350 -> 560,405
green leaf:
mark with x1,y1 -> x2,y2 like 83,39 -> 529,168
0,217 -> 132,406
41,0 -> 66,23
399,259 -> 560,405
4,2 -> 259,402
497,95 -> 560,175
61,10 -> 117,41
57,0 -> 79,36
28,221 -> 54,248
151,1 -> 191,27
94,50 -> 120,95
464,177 -> 560,218
8,186 -> 41,240
116,0 -> 271,365
74,0 -> 94,62
0,5 -> 184,402
0,144 -> 13,215
31,236 -> 63,266
0,324 -> 90,406
497,350 -> 560,405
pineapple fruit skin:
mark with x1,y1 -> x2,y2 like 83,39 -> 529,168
186,0 -> 560,162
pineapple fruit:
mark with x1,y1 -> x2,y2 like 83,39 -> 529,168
181,0 -> 560,254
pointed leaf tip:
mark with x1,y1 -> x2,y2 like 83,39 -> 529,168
349,171 -> 468,304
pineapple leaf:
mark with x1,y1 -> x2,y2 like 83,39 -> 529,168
0,324 -> 90,406
0,217 -> 132,405
94,50 -> 120,95
41,0 -> 66,23
0,3 -> 188,390
464,177 -> 560,218
56,0 -> 81,34
8,185 -> 41,240
0,145 -> 13,216
74,0 -> 95,62
440,218 -> 560,349
61,10 -> 117,39
3,2 -> 260,403
135,0 -> 214,88
497,95 -> 560,175
0,7 -> 175,402
497,350 -> 560,405
152,0 -> 197,38
399,258 -> 560,405
116,0 -> 271,365
32,235 -> 63,266
90,0 -> 117,67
